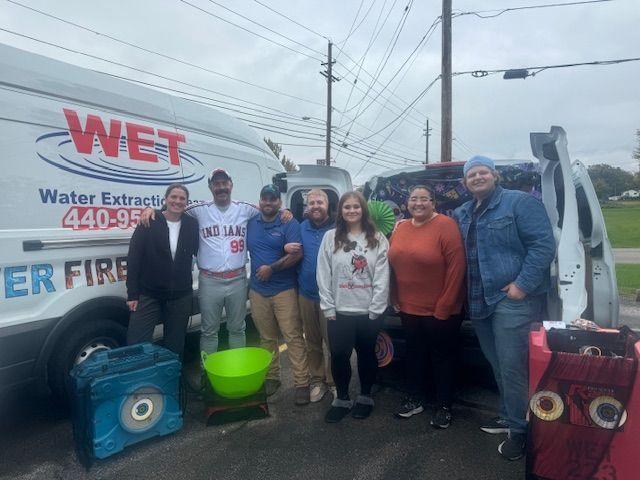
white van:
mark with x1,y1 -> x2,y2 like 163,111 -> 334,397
0,44 -> 351,400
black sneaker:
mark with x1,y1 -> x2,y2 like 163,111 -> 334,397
394,397 -> 424,419
430,406 -> 452,429
498,432 -> 526,461
480,417 -> 509,434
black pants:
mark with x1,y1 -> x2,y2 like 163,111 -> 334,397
127,294 -> 192,360
327,313 -> 382,400
401,312 -> 462,408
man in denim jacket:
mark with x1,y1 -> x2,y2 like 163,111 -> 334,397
454,156 -> 555,461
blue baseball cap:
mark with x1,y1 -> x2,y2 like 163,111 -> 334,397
463,155 -> 496,176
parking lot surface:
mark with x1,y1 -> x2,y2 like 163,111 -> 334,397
0,353 -> 524,480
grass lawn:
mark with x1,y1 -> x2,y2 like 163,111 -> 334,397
602,201 -> 640,248
616,264 -> 640,297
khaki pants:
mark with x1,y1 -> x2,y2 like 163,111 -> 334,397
249,288 -> 309,387
298,294 -> 334,387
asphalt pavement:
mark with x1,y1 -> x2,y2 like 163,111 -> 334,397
613,248 -> 640,265
0,354 -> 524,480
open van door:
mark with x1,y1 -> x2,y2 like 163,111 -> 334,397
273,165 -> 353,222
571,160 -> 619,327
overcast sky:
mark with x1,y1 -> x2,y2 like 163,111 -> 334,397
2,0 -> 639,183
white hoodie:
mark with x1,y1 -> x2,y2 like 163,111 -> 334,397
316,229 -> 390,319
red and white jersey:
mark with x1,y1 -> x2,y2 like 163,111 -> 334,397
185,200 -> 258,272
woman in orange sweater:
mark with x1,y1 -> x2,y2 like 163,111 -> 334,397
388,184 -> 466,429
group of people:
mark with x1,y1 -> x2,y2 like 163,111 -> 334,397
125,155 -> 555,461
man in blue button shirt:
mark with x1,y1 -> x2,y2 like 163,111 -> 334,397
286,189 -> 336,403
247,184 -> 310,405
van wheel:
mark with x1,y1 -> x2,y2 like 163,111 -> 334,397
48,319 -> 126,404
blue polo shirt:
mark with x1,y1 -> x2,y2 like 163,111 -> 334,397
247,215 -> 301,296
298,218 -> 334,302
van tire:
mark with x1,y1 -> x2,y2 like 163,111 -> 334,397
48,319 -> 127,404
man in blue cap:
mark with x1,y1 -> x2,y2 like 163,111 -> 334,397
454,155 -> 555,461
247,184 -> 310,405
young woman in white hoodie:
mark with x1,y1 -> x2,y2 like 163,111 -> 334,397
316,191 -> 390,423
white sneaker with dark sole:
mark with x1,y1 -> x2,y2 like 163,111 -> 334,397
394,398 -> 424,419
480,417 -> 510,434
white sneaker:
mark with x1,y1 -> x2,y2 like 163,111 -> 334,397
310,383 -> 328,403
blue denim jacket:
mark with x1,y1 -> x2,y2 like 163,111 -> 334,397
453,186 -> 555,305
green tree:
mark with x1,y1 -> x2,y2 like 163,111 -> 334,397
264,138 -> 298,172
588,164 -> 635,199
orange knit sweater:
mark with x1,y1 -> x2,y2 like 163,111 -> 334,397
388,214 -> 466,320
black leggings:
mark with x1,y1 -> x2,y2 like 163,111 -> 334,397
401,312 -> 462,407
327,313 -> 382,400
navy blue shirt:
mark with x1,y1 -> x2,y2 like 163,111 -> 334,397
247,215 -> 301,296
298,218 -> 334,302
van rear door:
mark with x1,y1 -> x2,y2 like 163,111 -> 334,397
273,165 -> 353,222
571,160 -> 619,327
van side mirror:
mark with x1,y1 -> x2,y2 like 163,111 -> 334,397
273,173 -> 288,193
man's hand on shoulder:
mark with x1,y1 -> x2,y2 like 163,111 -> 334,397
139,208 -> 156,227
280,209 -> 293,223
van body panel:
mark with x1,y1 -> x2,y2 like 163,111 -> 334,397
0,44 -> 291,396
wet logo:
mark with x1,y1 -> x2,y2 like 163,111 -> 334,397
35,108 -> 205,186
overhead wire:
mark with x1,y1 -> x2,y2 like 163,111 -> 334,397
453,56 -> 640,78
335,0 -> 377,47
251,0 -> 329,40
1,2 -> 325,106
452,0 -> 613,19
202,0 -> 326,57
332,0 -> 397,151
178,0 -> 324,62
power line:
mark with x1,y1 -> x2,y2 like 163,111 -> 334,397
344,75 -> 441,148
334,0 -> 396,125
203,0 -> 325,57
341,1 -> 414,116
178,0 -> 323,62
3,2 -> 325,106
337,14 -> 438,133
453,0 -> 613,19
251,0 -> 328,40
454,56 -> 640,78
335,0 -> 377,47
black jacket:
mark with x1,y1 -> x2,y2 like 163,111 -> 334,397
126,211 -> 199,301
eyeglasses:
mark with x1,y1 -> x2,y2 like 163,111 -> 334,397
408,196 -> 433,203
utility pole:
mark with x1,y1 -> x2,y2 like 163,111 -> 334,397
441,0 -> 452,162
321,41 -> 339,166
424,118 -> 432,164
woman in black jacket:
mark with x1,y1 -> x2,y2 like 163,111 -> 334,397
126,183 -> 199,359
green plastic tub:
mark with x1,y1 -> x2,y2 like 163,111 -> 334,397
201,347 -> 272,399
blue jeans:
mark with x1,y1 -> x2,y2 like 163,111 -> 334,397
472,296 -> 541,434
198,273 -> 247,354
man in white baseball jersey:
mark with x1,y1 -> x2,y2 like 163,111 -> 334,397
141,168 -> 289,355
187,168 -> 257,354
